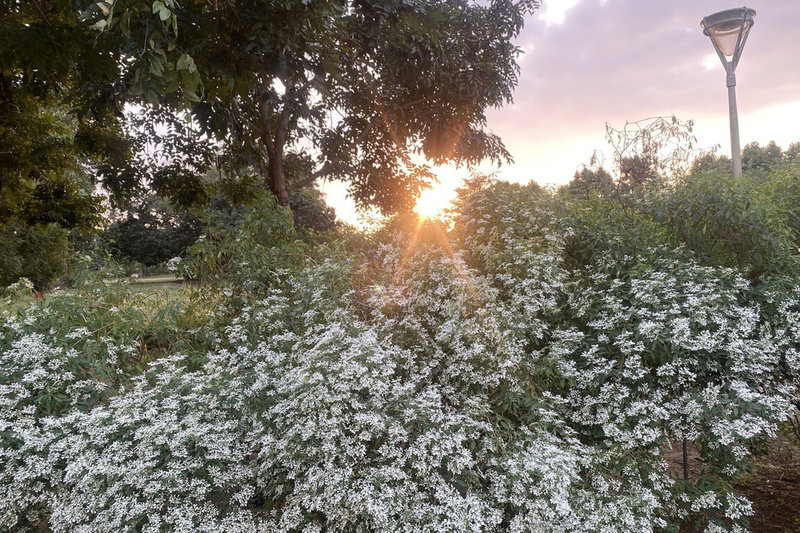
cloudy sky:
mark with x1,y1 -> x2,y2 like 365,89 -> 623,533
326,0 -> 800,223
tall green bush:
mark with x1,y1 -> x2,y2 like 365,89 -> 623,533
755,162 -> 800,248
178,193 -> 305,293
0,223 -> 71,290
651,171 -> 797,278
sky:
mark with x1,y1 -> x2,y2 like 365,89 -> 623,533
323,0 -> 800,225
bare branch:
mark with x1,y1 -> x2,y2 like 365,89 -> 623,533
32,0 -> 52,27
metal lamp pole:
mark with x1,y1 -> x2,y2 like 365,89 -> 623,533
701,7 -> 756,179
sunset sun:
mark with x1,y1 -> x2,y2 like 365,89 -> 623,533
414,187 -> 449,219
413,166 -> 463,219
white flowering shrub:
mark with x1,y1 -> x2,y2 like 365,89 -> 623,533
0,179 -> 797,531
549,257 -> 793,526
166,256 -> 182,273
1,278 -> 35,301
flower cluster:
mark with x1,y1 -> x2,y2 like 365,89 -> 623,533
0,181 -> 797,531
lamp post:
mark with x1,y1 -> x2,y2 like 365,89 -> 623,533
701,7 -> 756,179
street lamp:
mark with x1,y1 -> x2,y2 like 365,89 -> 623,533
701,7 -> 756,179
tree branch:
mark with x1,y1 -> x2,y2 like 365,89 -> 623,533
32,0 -> 52,27
275,86 -> 295,151
290,114 -> 382,191
293,160 -> 352,190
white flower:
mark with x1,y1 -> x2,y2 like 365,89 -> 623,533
166,257 -> 182,273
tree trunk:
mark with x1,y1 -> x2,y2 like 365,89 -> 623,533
268,153 -> 290,207
258,72 -> 298,208
258,81 -> 292,208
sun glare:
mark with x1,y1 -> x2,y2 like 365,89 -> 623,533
414,167 -> 462,220
702,52 -> 719,71
415,188 -> 449,219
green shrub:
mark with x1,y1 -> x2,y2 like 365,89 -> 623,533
0,223 -> 71,290
562,199 -> 676,276
178,193 -> 306,293
651,171 -> 797,278
289,187 -> 338,239
756,162 -> 800,248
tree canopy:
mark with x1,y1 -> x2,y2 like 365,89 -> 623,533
75,0 -> 539,213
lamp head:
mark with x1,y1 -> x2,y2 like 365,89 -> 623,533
701,7 -> 756,64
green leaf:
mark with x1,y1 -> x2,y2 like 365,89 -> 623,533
152,1 -> 171,21
120,11 -> 131,37
176,54 -> 196,73
149,58 -> 164,77
184,90 -> 201,103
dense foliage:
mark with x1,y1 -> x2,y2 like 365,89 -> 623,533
77,0 -> 539,212
104,194 -> 204,268
1,168 -> 799,531
2,0 -> 541,289
4,0 -> 540,216
0,0 -> 140,287
0,94 -> 103,288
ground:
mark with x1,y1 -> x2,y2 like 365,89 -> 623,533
738,436 -> 800,533
668,434 -> 800,532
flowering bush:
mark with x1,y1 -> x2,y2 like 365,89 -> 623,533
0,179 -> 797,531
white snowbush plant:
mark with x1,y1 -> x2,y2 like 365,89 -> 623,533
0,179 -> 797,531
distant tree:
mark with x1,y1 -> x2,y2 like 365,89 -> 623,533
689,153 -> 731,176
617,155 -> 661,194
785,142 -> 800,164
105,195 -> 203,268
567,166 -> 615,199
742,141 -> 783,174
690,141 -> 800,178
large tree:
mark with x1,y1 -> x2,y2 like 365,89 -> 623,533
0,2 -> 120,287
77,0 -> 538,213
1,0 -> 139,196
